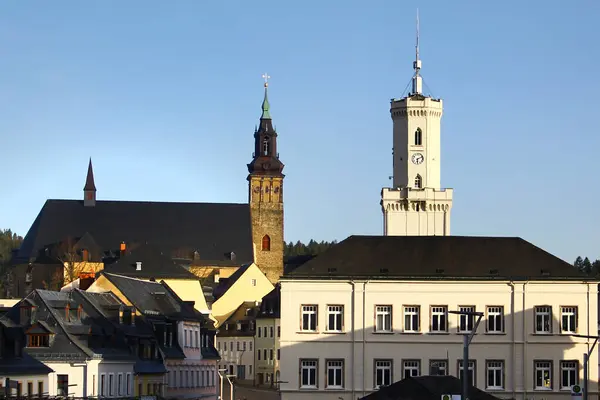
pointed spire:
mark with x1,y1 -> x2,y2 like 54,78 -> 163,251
261,73 -> 271,119
84,158 -> 96,191
412,9 -> 423,95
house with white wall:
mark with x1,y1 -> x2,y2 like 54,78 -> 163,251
278,235 -> 598,400
254,284 -> 281,387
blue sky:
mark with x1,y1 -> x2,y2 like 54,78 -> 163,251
1,1 -> 598,263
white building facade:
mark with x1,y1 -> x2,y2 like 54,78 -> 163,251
216,335 -> 255,381
381,27 -> 453,236
279,278 -> 598,400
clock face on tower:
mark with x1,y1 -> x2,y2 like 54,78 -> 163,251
411,153 -> 424,165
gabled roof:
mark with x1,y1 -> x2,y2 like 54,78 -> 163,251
360,375 -> 501,400
102,273 -> 201,322
213,263 -> 252,299
218,301 -> 259,338
285,235 -> 589,280
103,243 -> 200,280
16,199 -> 254,265
256,284 -> 280,319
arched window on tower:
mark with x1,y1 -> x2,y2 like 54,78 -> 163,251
414,128 -> 422,146
414,175 -> 422,189
262,235 -> 271,251
263,137 -> 270,156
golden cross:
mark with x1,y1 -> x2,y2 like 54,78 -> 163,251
262,73 -> 271,87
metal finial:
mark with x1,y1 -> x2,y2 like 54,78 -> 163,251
262,73 -> 271,88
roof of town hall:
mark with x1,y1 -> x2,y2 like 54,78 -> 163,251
16,198 -> 254,265
284,235 -> 590,280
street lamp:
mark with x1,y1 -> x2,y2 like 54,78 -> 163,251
218,368 -> 227,400
571,334 -> 599,400
448,310 -> 484,400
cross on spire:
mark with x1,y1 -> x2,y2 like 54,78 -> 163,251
262,73 -> 271,88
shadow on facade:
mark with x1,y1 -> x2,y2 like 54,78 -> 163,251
277,307 -> 598,400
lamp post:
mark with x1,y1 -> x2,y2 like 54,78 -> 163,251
571,334 -> 600,400
218,368 -> 227,400
448,310 -> 484,400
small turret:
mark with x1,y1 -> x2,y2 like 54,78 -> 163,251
83,158 -> 96,207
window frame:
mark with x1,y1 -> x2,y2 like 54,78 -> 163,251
430,305 -> 448,333
300,305 -> 318,332
402,359 -> 421,379
560,306 -> 578,334
375,305 -> 393,333
299,359 -> 318,389
560,360 -> 579,390
534,306 -> 553,334
486,306 -> 504,334
485,360 -> 504,390
458,360 -> 476,387
457,306 -> 476,333
374,359 -> 393,389
429,359 -> 448,376
403,305 -> 420,333
325,359 -> 344,389
534,360 -> 553,390
326,305 -> 344,332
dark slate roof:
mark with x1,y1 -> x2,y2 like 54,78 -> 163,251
286,235 -> 590,280
0,351 -> 54,376
218,301 -> 259,338
360,375 -> 501,400
256,284 -> 280,319
103,243 -> 200,280
16,199 -> 254,265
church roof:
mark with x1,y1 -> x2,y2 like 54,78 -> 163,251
285,235 -> 589,281
16,199 -> 254,265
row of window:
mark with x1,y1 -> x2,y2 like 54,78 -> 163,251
182,326 -> 210,349
218,340 -> 253,352
257,325 -> 281,338
298,358 -> 579,391
257,348 -> 281,362
299,304 -> 579,334
167,367 -> 216,389
3,380 -> 44,398
95,373 -> 132,397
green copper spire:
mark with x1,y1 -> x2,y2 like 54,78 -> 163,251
261,73 -> 271,119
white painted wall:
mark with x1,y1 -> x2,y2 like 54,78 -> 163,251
279,279 -> 598,400
0,374 -> 49,397
216,336 -> 255,380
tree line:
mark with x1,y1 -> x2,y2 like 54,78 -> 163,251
284,239 -> 337,257
574,256 -> 600,276
0,229 -> 22,266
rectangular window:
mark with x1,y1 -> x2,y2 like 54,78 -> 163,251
430,306 -> 447,333
243,341 -> 247,351
263,349 -> 267,361
118,374 -> 123,395
270,326 -> 274,337
270,349 -> 274,360
486,306 -> 504,333
37,381 -> 43,397
326,360 -> 344,389
27,334 -> 50,347
27,382 -> 32,398
535,306 -> 552,333
258,327 -> 262,337
100,374 -> 106,396
57,375 -> 68,397
277,348 -> 280,360
374,360 -> 393,388
458,306 -> 476,333
237,341 -> 240,351
277,326 -> 280,337
327,305 -> 344,331
561,307 -> 577,333
403,306 -> 420,332
560,361 -> 578,390
402,360 -> 420,378
458,360 -> 476,386
249,341 -> 252,351
301,305 -> 318,331
375,305 -> 392,332
486,360 -> 504,389
535,361 -> 552,390
430,360 -> 447,376
126,373 -> 131,395
257,349 -> 261,360
300,359 -> 318,388
109,374 -> 114,396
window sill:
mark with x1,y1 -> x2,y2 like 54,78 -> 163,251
299,387 -> 318,390
532,333 -> 553,336
400,332 -> 422,335
296,331 -> 318,334
485,332 -> 506,335
325,387 -> 345,390
533,388 -> 553,391
486,387 -> 505,391
427,331 -> 450,335
323,331 -> 346,335
372,331 -> 394,335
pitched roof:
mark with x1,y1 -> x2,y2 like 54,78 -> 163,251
84,159 -> 96,191
285,235 -> 589,280
16,199 -> 254,265
103,243 -> 200,280
256,284 -> 280,319
360,375 -> 501,400
213,263 -> 252,299
218,301 -> 259,337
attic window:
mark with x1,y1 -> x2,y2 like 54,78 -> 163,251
28,334 -> 50,348
327,267 -> 337,273
435,268 -> 445,274
379,268 -> 389,274
540,269 -> 550,277
489,269 -> 499,275
77,305 -> 84,319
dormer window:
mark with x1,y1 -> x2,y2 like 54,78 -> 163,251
28,334 -> 50,348
77,305 -> 84,320
65,304 -> 70,321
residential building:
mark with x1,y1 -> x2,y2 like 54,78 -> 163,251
380,19 -> 452,236
279,235 -> 598,400
88,272 -> 220,399
10,83 -> 286,297
254,285 -> 281,387
1,289 -> 144,398
210,263 -> 274,326
216,301 -> 260,382
0,320 -> 53,397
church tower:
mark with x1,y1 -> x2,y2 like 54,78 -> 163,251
84,158 -> 97,207
247,75 -> 285,283
381,14 -> 453,236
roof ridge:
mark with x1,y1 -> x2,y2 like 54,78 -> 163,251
45,199 -> 250,206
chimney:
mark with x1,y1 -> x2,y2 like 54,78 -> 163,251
120,242 -> 126,257
135,262 -> 142,271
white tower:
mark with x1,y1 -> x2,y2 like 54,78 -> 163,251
381,11 -> 453,236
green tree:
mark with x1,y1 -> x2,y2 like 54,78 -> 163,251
284,239 -> 337,257
0,229 -> 22,266
574,255 -> 600,276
